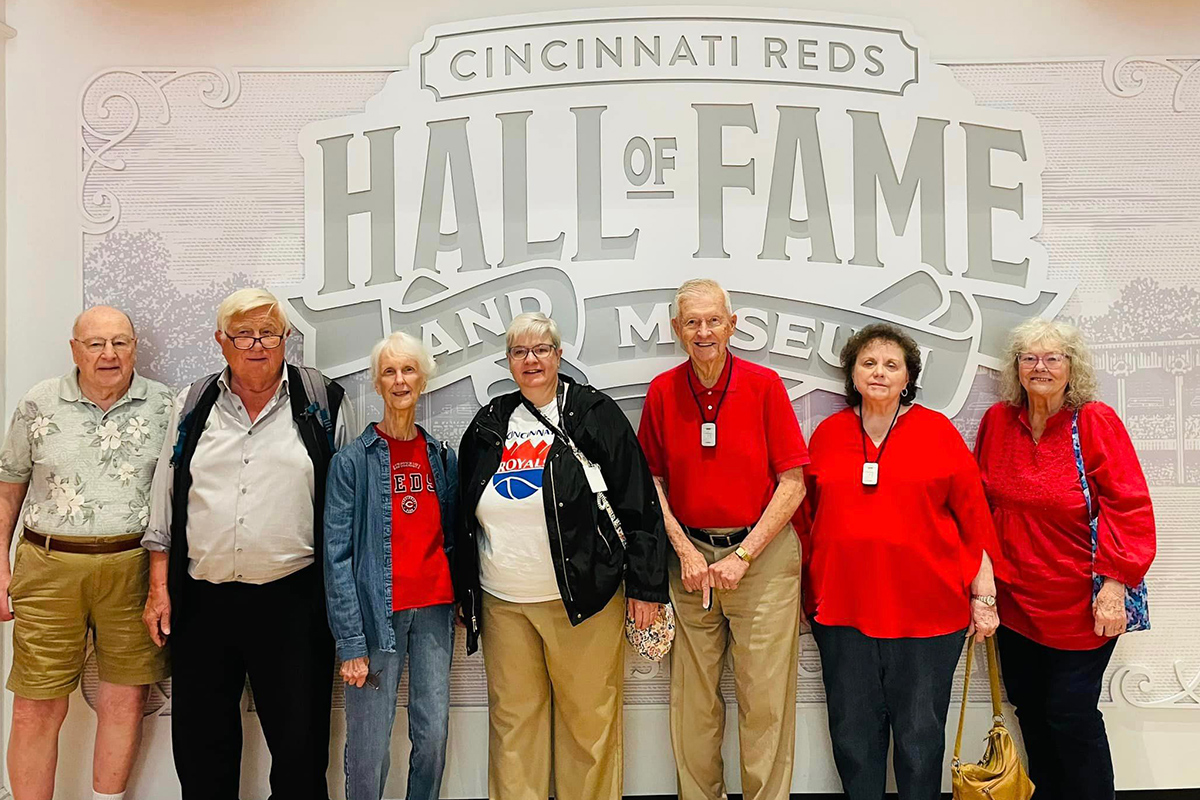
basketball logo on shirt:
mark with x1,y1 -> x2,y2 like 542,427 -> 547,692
492,439 -> 550,500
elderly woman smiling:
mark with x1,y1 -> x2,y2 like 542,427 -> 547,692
324,332 -> 460,800
799,323 -> 1000,800
456,311 -> 668,800
974,318 -> 1155,800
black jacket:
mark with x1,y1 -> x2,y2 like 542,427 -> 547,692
455,376 -> 669,654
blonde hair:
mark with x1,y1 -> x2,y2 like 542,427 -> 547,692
999,318 -> 1099,408
370,331 -> 438,386
673,278 -> 732,319
216,288 -> 290,333
505,312 -> 561,350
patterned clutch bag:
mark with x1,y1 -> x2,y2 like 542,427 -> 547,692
625,601 -> 676,662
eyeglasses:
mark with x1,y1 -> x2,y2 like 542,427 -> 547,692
74,337 -> 135,354
225,333 -> 284,351
507,343 -> 557,361
1017,352 -> 1068,369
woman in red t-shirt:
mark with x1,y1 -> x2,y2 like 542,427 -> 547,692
324,332 -> 460,800
975,318 -> 1155,800
799,323 -> 1000,800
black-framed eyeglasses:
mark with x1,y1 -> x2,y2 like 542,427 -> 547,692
225,332 -> 284,351
507,343 -> 557,360
73,337 -> 135,354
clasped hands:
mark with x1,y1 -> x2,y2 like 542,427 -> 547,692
679,544 -> 750,608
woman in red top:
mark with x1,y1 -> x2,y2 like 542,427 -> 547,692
800,323 -> 1000,800
975,318 -> 1155,800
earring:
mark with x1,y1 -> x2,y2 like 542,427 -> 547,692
901,387 -> 909,399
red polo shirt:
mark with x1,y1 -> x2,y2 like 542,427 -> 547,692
637,355 -> 810,528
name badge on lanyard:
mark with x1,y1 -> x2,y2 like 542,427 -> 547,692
861,462 -> 879,486
689,357 -> 734,451
700,422 -> 717,448
582,460 -> 608,493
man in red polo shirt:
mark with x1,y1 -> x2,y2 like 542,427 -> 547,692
638,278 -> 809,800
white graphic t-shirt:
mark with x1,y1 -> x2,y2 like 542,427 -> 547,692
475,389 -> 566,603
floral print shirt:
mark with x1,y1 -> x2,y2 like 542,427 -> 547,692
0,370 -> 174,537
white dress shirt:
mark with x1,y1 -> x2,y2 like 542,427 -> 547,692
143,367 -> 355,584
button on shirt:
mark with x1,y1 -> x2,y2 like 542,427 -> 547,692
0,371 -> 174,537
142,368 -> 355,584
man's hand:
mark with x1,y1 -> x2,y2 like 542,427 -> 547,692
709,553 -> 750,591
142,584 -> 171,647
679,543 -> 712,608
0,562 -> 12,622
1093,578 -> 1127,638
340,656 -> 370,688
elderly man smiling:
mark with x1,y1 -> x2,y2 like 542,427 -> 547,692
638,279 -> 810,800
0,306 -> 174,800
142,288 -> 355,800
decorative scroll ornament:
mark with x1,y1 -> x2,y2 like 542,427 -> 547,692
1103,56 -> 1200,112
80,68 -> 242,234
1113,662 -> 1200,709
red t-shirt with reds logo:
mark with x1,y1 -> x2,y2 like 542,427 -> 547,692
637,355 -> 810,528
378,427 -> 455,612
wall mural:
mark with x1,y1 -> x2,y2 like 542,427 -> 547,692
77,9 -> 1200,718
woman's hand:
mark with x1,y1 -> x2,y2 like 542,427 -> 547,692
340,656 -> 370,688
967,598 -> 999,643
628,599 -> 661,630
1093,578 -> 1127,638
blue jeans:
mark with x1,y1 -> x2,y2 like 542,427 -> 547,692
812,621 -> 966,800
344,603 -> 454,800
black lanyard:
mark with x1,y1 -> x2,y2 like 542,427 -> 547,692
859,401 -> 902,465
686,355 -> 734,425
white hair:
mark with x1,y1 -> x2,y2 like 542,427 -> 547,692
370,331 -> 438,386
505,312 -> 561,350
216,288 -> 290,333
673,278 -> 732,319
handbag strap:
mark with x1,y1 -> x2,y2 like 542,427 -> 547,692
1070,410 -> 1101,558
952,637 -> 1005,765
521,386 -> 628,549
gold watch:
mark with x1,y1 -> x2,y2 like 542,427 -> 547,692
734,545 -> 753,564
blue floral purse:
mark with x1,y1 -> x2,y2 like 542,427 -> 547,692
1071,410 -> 1150,633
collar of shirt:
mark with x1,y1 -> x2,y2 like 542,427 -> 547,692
1016,402 -> 1073,436
215,365 -> 290,423
682,352 -> 743,394
57,369 -> 150,411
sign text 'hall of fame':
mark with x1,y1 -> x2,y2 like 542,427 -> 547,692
278,7 -> 1073,415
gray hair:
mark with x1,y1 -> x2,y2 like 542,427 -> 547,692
673,278 -> 732,319
505,312 -> 561,350
370,331 -> 438,386
217,288 -> 290,333
72,305 -> 136,339
999,317 -> 1099,408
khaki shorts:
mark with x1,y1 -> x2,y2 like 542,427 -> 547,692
7,536 -> 170,699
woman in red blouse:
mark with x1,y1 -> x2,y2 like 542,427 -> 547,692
800,323 -> 1000,800
975,318 -> 1156,800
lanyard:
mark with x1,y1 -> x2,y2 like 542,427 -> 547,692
686,354 -> 734,425
859,401 -> 902,466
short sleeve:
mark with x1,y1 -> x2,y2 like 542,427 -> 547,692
763,376 -> 810,474
1080,403 -> 1156,587
637,380 -> 666,477
0,401 -> 35,484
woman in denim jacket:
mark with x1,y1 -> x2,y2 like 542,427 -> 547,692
324,332 -> 459,800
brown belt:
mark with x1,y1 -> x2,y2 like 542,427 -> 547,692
22,529 -> 144,554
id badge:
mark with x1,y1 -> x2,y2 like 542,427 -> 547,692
582,461 -> 608,493
700,422 -> 717,447
861,462 -> 879,486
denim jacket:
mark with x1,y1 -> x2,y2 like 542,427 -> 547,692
324,423 -> 459,661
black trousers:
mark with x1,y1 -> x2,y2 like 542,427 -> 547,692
170,566 -> 334,800
812,621 -> 966,800
997,626 -> 1119,800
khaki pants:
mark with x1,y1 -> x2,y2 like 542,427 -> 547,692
481,588 -> 625,800
669,526 -> 801,800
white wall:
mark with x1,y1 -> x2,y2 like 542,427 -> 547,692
6,1 -> 1200,797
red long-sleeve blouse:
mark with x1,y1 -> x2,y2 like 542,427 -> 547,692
796,404 -> 999,639
974,401 -> 1156,650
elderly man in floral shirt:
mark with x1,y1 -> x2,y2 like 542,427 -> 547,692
0,305 -> 174,800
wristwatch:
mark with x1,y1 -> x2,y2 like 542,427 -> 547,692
972,594 -> 996,607
734,545 -> 753,564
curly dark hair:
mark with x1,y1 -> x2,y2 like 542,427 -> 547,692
839,323 -> 922,407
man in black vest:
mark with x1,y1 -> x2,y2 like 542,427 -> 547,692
141,288 -> 355,800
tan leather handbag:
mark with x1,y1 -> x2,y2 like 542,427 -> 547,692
951,637 -> 1035,800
